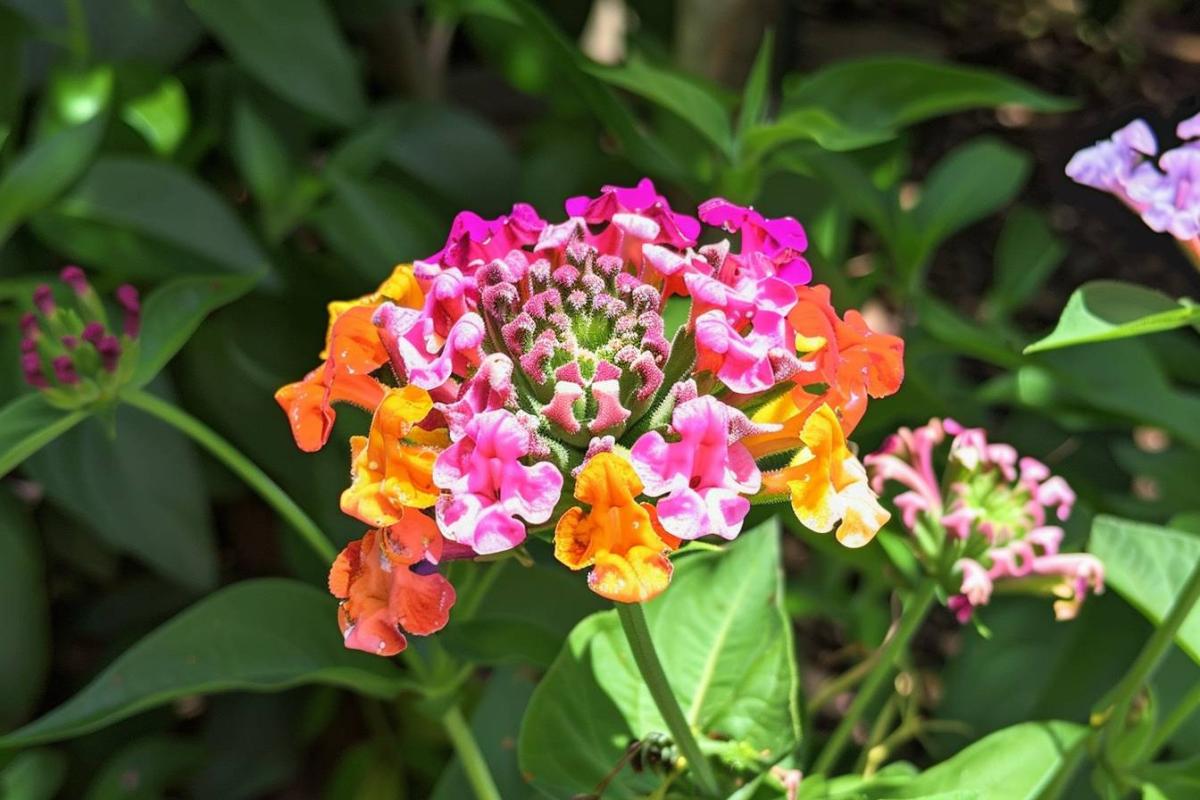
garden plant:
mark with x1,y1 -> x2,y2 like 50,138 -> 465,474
1,2 -> 1199,799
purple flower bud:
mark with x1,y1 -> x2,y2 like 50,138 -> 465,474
52,355 -> 79,385
33,284 -> 55,316
82,322 -> 106,345
115,284 -> 140,338
19,312 -> 38,337
97,335 -> 122,372
61,335 -> 79,350
20,337 -> 38,353
60,265 -> 90,296
21,353 -> 47,389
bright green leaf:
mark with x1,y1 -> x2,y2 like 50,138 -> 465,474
0,393 -> 88,478
31,157 -> 272,279
0,579 -> 413,748
1025,281 -> 1200,354
518,521 -> 799,797
130,273 -> 257,389
186,0 -> 366,126
1089,515 -> 1200,665
47,65 -> 115,128
121,75 -> 190,156
0,114 -> 107,244
0,488 -> 50,730
735,30 -> 775,143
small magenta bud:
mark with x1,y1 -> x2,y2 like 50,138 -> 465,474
19,312 -> 38,337
61,335 -> 79,350
21,353 -> 47,389
52,355 -> 79,385
115,284 -> 140,338
20,338 -> 38,353
33,284 -> 55,316
60,265 -> 90,296
82,321 -> 106,345
97,335 -> 122,372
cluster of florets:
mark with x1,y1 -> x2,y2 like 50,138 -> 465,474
277,179 -> 905,656
1067,112 -> 1200,244
20,266 -> 139,408
865,419 -> 1104,623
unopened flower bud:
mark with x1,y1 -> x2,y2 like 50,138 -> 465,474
52,355 -> 79,385
97,335 -> 122,372
115,284 -> 140,338
19,312 -> 38,337
60,265 -> 90,296
61,335 -> 79,350
33,284 -> 55,316
82,321 -> 106,346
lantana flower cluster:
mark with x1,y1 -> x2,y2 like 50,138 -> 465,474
1066,111 -> 1200,249
865,419 -> 1104,623
277,179 -> 904,656
20,266 -> 139,407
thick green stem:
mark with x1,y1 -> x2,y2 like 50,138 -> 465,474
616,602 -> 722,797
1097,558 -> 1200,757
122,388 -> 336,563
442,705 -> 502,800
811,580 -> 938,776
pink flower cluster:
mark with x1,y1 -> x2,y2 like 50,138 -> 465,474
865,419 -> 1104,622
1067,112 -> 1200,242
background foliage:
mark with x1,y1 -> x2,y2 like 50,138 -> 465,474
1,1 -> 1199,798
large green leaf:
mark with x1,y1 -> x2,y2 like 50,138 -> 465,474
0,393 -> 88,478
0,750 -> 66,800
0,579 -> 412,748
518,522 -> 799,797
885,721 -> 1088,799
770,56 -> 1073,152
130,273 -> 257,389
85,735 -> 204,800
186,0 -> 365,126
1089,515 -> 1200,665
30,157 -> 272,279
985,205 -> 1066,320
24,400 -> 219,591
0,114 -> 107,244
1025,281 -> 1200,354
0,488 -> 50,730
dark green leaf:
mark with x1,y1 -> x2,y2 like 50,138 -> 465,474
0,750 -> 66,800
130,273 -> 257,389
0,488 -> 50,730
1025,281 -> 1200,354
985,205 -> 1066,320
518,522 -> 799,797
0,114 -> 107,244
25,400 -> 219,591
735,30 -> 775,143
186,0 -> 366,126
31,157 -> 272,279
0,393 -> 88,478
85,735 -> 204,800
0,579 -> 413,747
1089,515 -> 1200,665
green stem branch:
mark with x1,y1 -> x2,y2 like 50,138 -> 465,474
442,705 -> 502,800
616,602 -> 722,797
1146,680 -> 1200,758
811,580 -> 938,776
122,388 -> 336,563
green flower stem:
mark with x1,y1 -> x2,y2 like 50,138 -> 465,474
616,602 -> 722,797
811,580 -> 938,776
441,705 -> 503,800
1097,558 -> 1200,755
122,388 -> 336,563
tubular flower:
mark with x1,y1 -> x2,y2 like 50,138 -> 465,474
276,180 -> 904,651
865,419 -> 1103,623
555,452 -> 681,603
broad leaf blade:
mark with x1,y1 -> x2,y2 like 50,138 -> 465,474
1089,515 -> 1200,665
986,205 -> 1066,320
0,488 -> 50,730
130,273 -> 257,389
518,522 -> 799,797
1026,281 -> 1200,354
0,393 -> 88,478
0,579 -> 412,748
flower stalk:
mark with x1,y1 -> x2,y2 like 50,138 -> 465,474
616,601 -> 721,797
441,705 -> 503,800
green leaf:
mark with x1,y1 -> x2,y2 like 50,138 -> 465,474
1089,515 -> 1200,665
985,205 -> 1067,320
85,735 -> 204,800
886,721 -> 1087,799
518,522 -> 799,797
1025,281 -> 1200,354
30,156 -> 272,279
0,5 -> 29,151
0,488 -> 50,730
0,114 -> 107,244
24,401 -> 219,591
0,750 -> 66,800
120,75 -> 190,156
773,56 -> 1074,151
130,273 -> 257,389
0,578 -> 412,748
0,393 -> 88,478
586,56 -> 735,156
735,30 -> 775,144
186,0 -> 365,126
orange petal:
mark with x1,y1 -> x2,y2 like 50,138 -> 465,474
391,569 -> 456,636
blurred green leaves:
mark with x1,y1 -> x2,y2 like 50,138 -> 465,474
0,489 -> 50,731
0,394 -> 88,478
